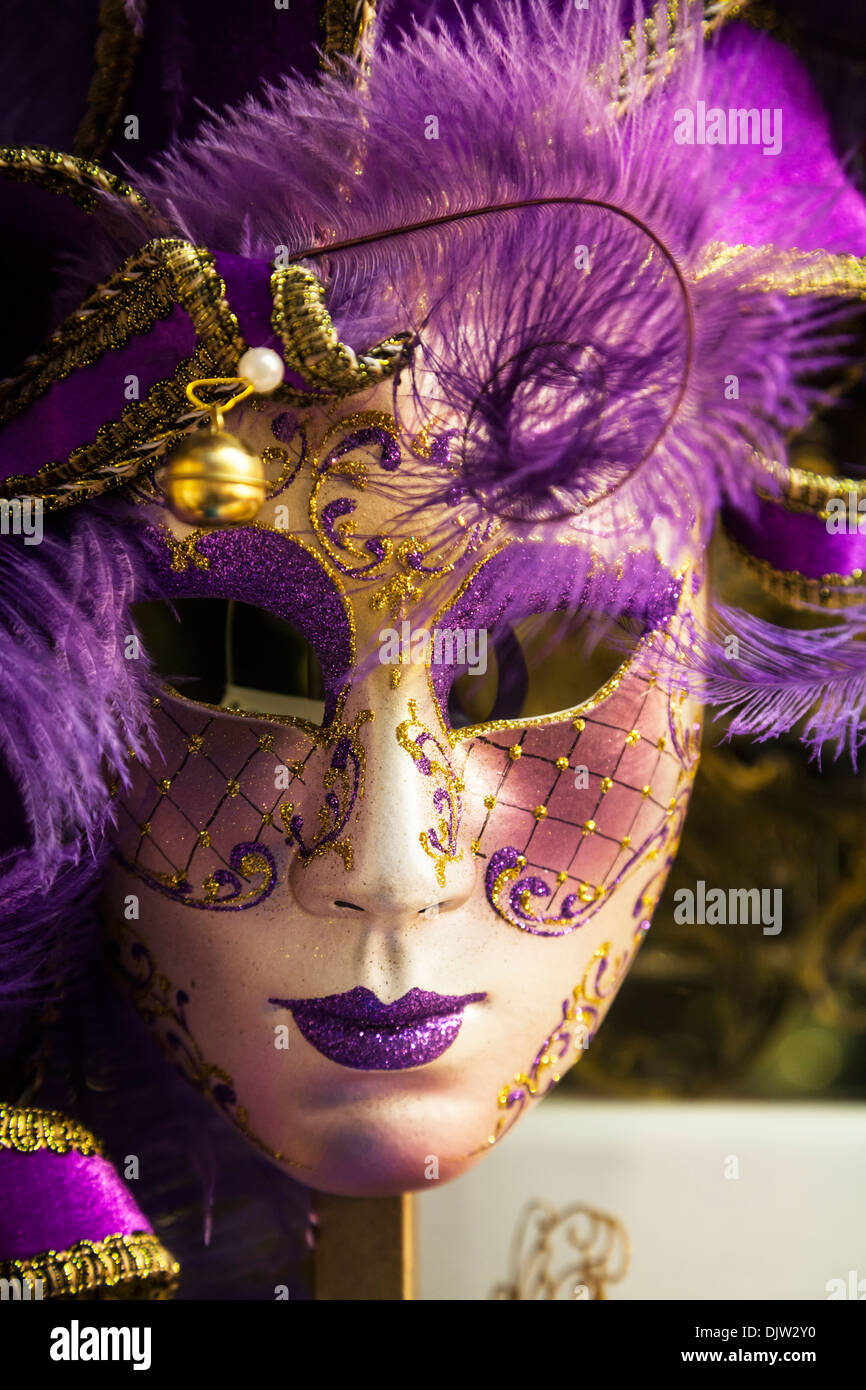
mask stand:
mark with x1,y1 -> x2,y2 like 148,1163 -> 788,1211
312,1192 -> 416,1299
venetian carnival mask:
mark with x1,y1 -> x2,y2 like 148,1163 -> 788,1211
102,378 -> 706,1192
2,0 -> 866,1279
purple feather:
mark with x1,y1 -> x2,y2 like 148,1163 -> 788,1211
651,601 -> 866,766
62,1 -> 866,550
0,511 -> 154,999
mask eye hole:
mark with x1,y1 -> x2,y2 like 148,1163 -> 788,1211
447,611 -> 644,732
132,598 -> 326,723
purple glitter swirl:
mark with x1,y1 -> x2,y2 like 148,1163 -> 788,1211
485,846 -> 591,938
323,426 -> 401,472
116,840 -> 277,911
319,497 -> 390,573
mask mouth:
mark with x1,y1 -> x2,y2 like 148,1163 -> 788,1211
269,987 -> 488,1071
270,985 -> 487,1023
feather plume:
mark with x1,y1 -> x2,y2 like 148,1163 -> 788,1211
650,601 -> 866,765
57,0 -> 866,759
0,510 -> 154,998
65,0 -> 866,559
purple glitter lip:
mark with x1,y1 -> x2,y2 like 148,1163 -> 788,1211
268,986 -> 487,1071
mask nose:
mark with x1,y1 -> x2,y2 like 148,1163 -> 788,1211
289,678 -> 478,921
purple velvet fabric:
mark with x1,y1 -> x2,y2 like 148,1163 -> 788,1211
0,307 -> 196,484
214,251 -> 311,395
0,1146 -> 151,1261
0,253 -> 315,485
725,498 -> 866,580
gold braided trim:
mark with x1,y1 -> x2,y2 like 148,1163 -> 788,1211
271,264 -> 412,400
0,1233 -> 180,1301
727,536 -> 866,609
696,241 -> 866,298
734,457 -> 866,518
767,463 -> 866,515
0,234 -> 411,505
0,240 -> 246,508
0,1105 -> 103,1156
0,239 -> 238,426
74,0 -> 142,160
0,145 -> 152,216
614,1 -> 747,112
321,0 -> 378,72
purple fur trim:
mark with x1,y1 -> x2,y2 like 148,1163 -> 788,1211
0,511 -> 154,999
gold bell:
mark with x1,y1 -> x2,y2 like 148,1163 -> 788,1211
160,378 -> 268,526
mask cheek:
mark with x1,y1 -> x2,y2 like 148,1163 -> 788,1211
110,696 -> 319,910
460,672 -> 701,936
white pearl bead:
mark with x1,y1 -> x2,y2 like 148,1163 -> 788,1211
238,346 -> 285,393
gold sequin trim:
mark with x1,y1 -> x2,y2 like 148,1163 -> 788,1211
0,1233 -> 179,1301
0,239 -> 240,426
0,1105 -> 103,1156
728,537 -> 866,610
757,460 -> 866,516
321,0 -> 379,75
270,265 -> 411,402
0,144 -> 152,216
612,2 -> 744,114
696,241 -> 866,299
0,240 -> 245,508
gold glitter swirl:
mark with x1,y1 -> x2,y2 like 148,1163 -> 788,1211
109,922 -> 310,1170
474,936 -> 640,1156
280,705 -> 373,872
308,410 -> 494,617
140,848 -> 275,910
396,698 -> 464,888
161,527 -> 212,573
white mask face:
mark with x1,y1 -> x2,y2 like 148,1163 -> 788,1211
103,386 -> 704,1194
